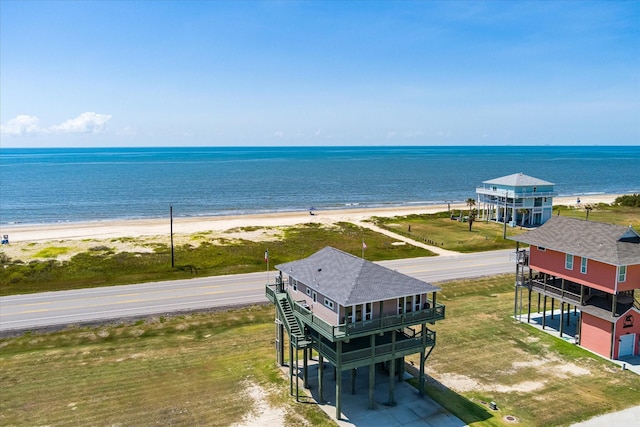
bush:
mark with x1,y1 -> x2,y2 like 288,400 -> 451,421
614,194 -> 640,207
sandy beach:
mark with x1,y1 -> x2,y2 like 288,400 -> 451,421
0,194 -> 624,261
0,194 -> 622,243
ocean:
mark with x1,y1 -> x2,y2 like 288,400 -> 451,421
0,146 -> 638,226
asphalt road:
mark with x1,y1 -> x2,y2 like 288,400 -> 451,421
0,249 -> 516,334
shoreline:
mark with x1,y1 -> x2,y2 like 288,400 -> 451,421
0,194 -> 624,244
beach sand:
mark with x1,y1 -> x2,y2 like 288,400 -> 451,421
0,194 -> 622,261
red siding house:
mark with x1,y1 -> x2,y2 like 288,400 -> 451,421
510,216 -> 640,360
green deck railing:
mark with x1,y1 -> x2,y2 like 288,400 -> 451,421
266,284 -> 445,342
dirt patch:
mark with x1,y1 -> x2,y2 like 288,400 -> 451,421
231,383 -> 285,427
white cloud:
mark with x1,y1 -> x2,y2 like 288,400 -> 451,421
1,112 -> 113,137
274,130 -> 284,138
0,115 -> 42,136
50,112 -> 112,134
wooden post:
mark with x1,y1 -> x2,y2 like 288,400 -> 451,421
560,302 -> 565,337
369,334 -> 376,409
289,342 -> 294,396
542,295 -> 547,330
351,368 -> 356,395
303,347 -> 309,389
566,304 -> 571,325
419,323 -> 426,397
318,354 -> 324,402
388,331 -> 396,406
336,341 -> 342,420
551,298 -> 555,320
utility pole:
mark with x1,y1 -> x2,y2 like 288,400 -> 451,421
170,205 -> 175,268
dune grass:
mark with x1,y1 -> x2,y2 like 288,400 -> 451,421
0,222 -> 435,296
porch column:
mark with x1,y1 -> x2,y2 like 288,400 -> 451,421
580,285 -> 585,305
276,319 -> 284,366
318,354 -> 324,402
351,368 -> 356,395
419,323 -> 426,397
612,294 -> 618,317
559,302 -> 565,337
551,298 -> 555,320
566,304 -> 571,326
542,295 -> 547,330
369,334 -> 376,409
303,347 -> 309,389
289,342 -> 294,396
527,287 -> 532,323
388,331 -> 396,406
336,341 -> 342,420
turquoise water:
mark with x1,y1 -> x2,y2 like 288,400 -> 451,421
0,146 -> 638,225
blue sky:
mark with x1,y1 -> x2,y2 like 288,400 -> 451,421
1,0 -> 638,147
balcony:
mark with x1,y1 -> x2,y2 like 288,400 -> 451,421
309,327 -> 437,370
524,276 -> 636,319
266,284 -> 445,342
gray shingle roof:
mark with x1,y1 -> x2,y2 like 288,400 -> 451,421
483,173 -> 554,187
510,216 -> 640,266
276,247 -> 440,306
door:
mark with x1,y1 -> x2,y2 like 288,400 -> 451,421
619,334 -> 635,358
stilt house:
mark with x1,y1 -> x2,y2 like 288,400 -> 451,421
476,173 -> 555,227
265,246 -> 445,419
511,216 -> 640,359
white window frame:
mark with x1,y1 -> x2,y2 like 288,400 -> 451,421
580,257 -> 588,274
565,253 -> 574,270
306,287 -> 311,296
324,298 -> 334,310
292,280 -> 298,292
619,266 -> 627,283
312,291 -> 317,303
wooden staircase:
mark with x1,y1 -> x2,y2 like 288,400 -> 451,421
276,293 -> 311,348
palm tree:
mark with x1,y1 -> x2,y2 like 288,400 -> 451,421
585,204 -> 593,221
518,208 -> 529,228
466,198 -> 476,216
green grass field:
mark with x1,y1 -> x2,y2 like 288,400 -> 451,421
2,275 -> 640,426
1,201 -> 639,425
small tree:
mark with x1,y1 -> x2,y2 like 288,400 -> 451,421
466,198 -> 476,216
585,204 -> 593,221
468,209 -> 476,231
518,208 -> 529,228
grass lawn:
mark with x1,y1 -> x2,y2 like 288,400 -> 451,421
407,274 -> 640,426
0,305 -> 337,427
2,276 -> 640,426
373,211 -> 525,252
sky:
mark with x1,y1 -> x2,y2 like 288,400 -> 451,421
1,0 -> 638,147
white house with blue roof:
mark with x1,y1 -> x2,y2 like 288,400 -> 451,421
476,172 -> 556,227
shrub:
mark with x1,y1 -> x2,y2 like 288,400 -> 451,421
614,194 -> 640,207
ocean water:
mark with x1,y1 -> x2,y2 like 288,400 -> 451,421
0,146 -> 638,226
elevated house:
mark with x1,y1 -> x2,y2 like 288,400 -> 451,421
265,246 -> 445,419
510,216 -> 640,360
476,173 -> 555,227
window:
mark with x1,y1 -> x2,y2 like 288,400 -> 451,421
538,246 -> 546,252
306,288 -> 311,296
619,266 -> 627,283
324,298 -> 334,310
565,254 -> 574,270
292,280 -> 297,292
580,257 -> 588,274
365,303 -> 372,320
312,291 -> 317,303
